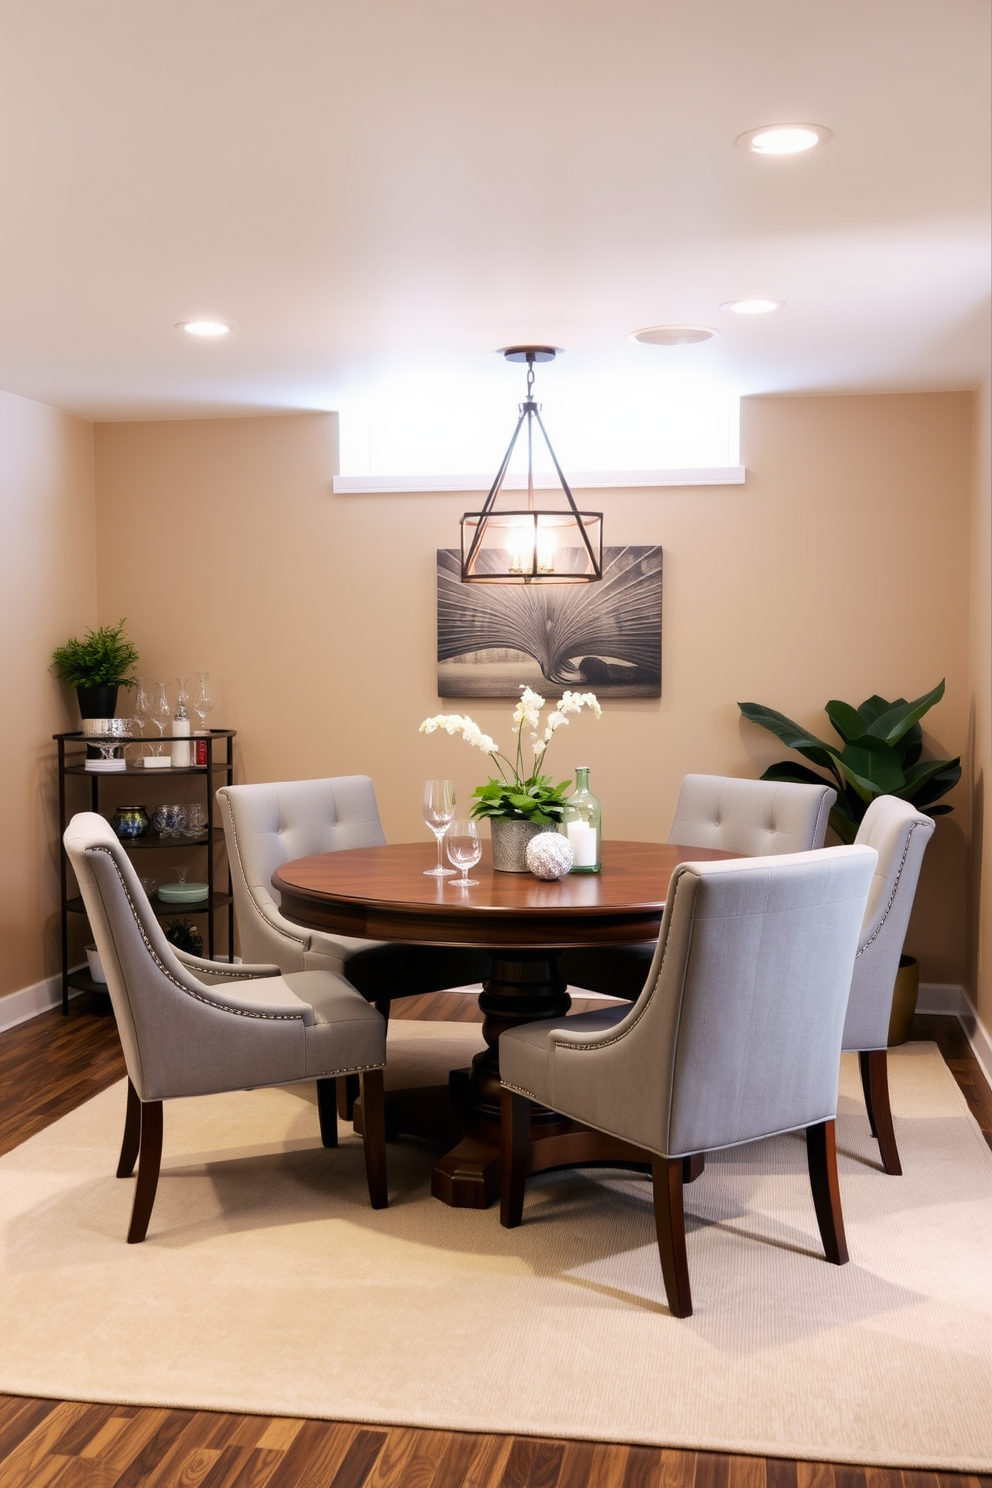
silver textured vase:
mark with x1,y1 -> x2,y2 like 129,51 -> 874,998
490,818 -> 546,872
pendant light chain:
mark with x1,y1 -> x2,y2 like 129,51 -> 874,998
526,356 -> 535,512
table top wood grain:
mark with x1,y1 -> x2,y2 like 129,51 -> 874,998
273,839 -> 736,948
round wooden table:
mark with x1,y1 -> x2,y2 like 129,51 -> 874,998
274,839 -> 734,1208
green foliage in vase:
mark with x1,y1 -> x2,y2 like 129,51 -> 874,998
420,686 -> 602,826
738,680 -> 961,843
470,773 -> 573,827
163,918 -> 203,956
51,618 -> 139,689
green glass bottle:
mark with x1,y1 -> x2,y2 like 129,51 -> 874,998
564,766 -> 601,873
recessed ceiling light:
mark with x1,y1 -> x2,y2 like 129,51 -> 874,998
736,124 -> 832,155
177,320 -> 233,337
721,299 -> 783,315
630,325 -> 719,346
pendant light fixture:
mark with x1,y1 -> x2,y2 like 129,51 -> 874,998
460,347 -> 603,584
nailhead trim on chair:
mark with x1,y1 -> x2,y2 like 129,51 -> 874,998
855,819 -> 922,958
175,956 -> 272,982
812,790 -> 833,848
92,846 -> 306,1022
217,790 -> 309,950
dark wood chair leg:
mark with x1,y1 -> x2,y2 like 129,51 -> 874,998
360,1069 -> 388,1209
116,1078 -> 141,1179
859,1049 -> 902,1175
682,1152 -> 705,1183
858,1050 -> 879,1137
806,1119 -> 849,1265
336,1073 -> 359,1120
652,1157 -> 692,1317
500,1089 -> 531,1228
127,1100 -> 163,1244
316,1079 -> 338,1147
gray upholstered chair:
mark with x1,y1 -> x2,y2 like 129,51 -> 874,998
500,845 -> 877,1317
843,795 -> 935,1175
64,812 -> 388,1244
217,777 -> 491,1016
559,773 -> 837,997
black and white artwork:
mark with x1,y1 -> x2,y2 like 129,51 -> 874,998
437,545 -> 662,698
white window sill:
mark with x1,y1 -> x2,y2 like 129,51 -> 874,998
331,466 -> 746,494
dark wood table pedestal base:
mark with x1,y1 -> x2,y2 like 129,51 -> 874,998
354,1069 -> 668,1208
352,945 -> 707,1208
273,843 -> 728,1208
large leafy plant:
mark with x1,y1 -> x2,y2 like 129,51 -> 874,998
420,686 -> 601,826
51,619 -> 139,689
738,681 -> 961,843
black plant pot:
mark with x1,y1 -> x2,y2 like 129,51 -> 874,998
75,684 -> 120,721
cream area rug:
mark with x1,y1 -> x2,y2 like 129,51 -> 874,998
1,1024 -> 990,1470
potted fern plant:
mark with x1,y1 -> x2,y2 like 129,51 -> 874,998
52,619 -> 140,722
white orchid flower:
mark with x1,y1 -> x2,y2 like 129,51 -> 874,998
512,685 -> 545,735
419,714 -> 497,754
557,690 -> 602,720
421,686 -> 599,795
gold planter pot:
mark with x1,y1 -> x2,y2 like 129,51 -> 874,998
887,954 -> 919,1046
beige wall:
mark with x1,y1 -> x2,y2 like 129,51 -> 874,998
0,390 -> 96,1002
969,375 -> 992,1034
94,392 -> 974,985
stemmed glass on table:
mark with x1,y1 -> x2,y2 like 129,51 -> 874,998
446,819 -> 481,886
423,780 -> 456,876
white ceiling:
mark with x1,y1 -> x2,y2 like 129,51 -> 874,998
0,0 -> 988,457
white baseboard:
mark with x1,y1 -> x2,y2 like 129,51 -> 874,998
0,971 -> 84,1033
919,982 -> 992,1090
918,981 -> 967,1016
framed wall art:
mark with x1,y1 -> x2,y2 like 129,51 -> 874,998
437,545 -> 662,699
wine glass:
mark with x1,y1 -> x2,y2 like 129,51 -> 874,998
132,678 -> 152,757
184,803 -> 208,837
151,681 -> 171,755
192,671 -> 213,733
446,819 -> 481,886
423,779 -> 456,876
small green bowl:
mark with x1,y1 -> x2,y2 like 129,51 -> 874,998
158,882 -> 209,904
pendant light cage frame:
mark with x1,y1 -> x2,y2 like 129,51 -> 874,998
460,348 -> 603,585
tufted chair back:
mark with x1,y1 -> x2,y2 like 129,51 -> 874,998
667,774 -> 836,858
217,777 -> 386,970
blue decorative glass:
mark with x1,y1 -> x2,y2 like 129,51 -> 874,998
111,805 -> 150,840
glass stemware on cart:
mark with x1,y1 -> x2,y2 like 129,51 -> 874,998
151,681 -> 172,757
184,803 -> 208,838
446,819 -> 481,886
423,779 -> 456,876
192,672 -> 213,732
132,678 -> 152,761
192,671 -> 214,764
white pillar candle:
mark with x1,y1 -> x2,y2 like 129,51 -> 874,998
567,819 -> 598,867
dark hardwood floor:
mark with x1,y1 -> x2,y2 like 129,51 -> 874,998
0,990 -> 989,1488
